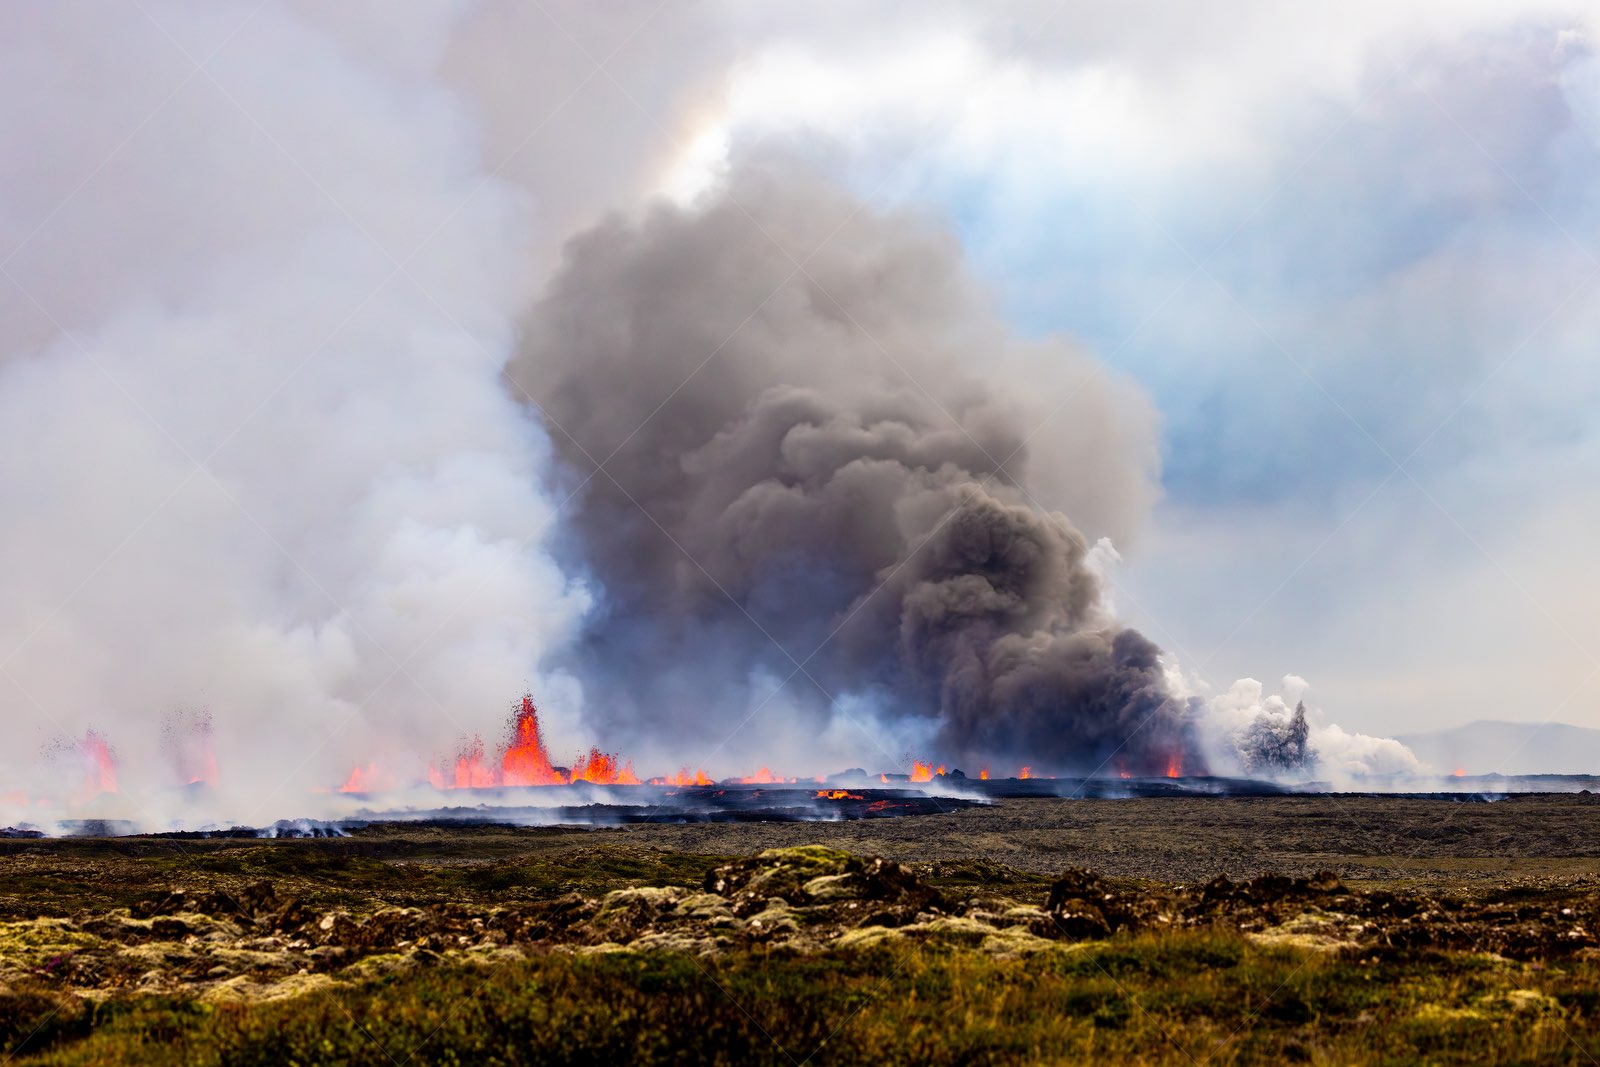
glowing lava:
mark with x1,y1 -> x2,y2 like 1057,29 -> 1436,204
82,729 -> 117,796
414,696 -> 640,789
164,710 -> 218,787
650,769 -> 713,786
451,736 -> 498,789
188,751 -> 219,788
315,691 -> 1209,795
500,695 -> 565,786
569,747 -> 640,785
338,763 -> 395,794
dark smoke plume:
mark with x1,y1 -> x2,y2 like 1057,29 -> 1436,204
517,166 -> 1198,774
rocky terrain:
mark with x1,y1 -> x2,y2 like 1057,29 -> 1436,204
5,841 -> 1600,1012
4,794 -> 1600,1063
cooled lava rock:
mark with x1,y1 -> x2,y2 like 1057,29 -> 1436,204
706,845 -> 942,915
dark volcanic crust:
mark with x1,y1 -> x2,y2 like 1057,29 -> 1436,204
7,793 -> 1600,887
565,792 -> 1600,885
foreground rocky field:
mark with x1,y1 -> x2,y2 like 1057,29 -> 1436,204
3,794 -> 1600,1064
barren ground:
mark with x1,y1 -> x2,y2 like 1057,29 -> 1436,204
4,793 -> 1600,1064
488,792 -> 1600,886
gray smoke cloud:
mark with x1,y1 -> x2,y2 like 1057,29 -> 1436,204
517,164 -> 1196,774
1238,701 -> 1313,774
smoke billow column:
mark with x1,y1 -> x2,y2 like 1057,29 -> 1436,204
516,166 -> 1199,774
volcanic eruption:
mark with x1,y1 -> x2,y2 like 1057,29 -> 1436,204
0,3 -> 1440,835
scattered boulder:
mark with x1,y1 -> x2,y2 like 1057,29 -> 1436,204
707,846 -> 942,917
311,911 -> 361,947
586,886 -> 687,944
1045,870 -> 1139,937
743,900 -> 800,942
149,917 -> 190,940
519,893 -> 598,941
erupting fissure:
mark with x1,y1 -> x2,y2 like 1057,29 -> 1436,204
373,695 -> 641,792
81,729 -> 117,797
15,695 -> 1171,813
649,769 -> 714,787
500,695 -> 567,786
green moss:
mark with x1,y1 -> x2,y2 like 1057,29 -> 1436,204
0,920 -> 103,970
8,836 -> 1600,1065
9,924 -> 1600,1065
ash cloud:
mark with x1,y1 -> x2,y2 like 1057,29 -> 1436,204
517,166 -> 1194,773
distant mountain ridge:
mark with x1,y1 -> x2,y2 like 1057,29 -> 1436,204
1393,720 -> 1600,777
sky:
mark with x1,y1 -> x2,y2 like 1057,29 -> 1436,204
644,1 -> 1600,738
1,1 -> 1597,820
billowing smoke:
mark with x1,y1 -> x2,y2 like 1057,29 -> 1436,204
0,2 -> 587,825
1194,676 -> 1423,781
518,165 -> 1196,774
1240,701 -> 1312,774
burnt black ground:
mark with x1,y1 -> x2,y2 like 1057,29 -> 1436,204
504,792 -> 1600,886
8,793 -> 1600,889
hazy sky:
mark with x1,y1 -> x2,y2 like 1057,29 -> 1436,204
640,1 -> 1600,737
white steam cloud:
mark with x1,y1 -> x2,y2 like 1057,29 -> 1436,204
1189,675 -> 1425,782
0,2 -> 584,828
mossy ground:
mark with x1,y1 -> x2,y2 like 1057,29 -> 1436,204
4,797 -> 1600,1064
12,933 -> 1600,1065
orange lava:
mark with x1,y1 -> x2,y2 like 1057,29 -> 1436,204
170,713 -> 219,787
338,763 -> 394,794
816,789 -> 864,800
501,695 -> 565,786
569,747 -> 640,785
187,751 -> 219,787
82,729 -> 117,796
649,768 -> 713,787
327,689 -> 1206,796
451,736 -> 498,789
418,695 -> 641,790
